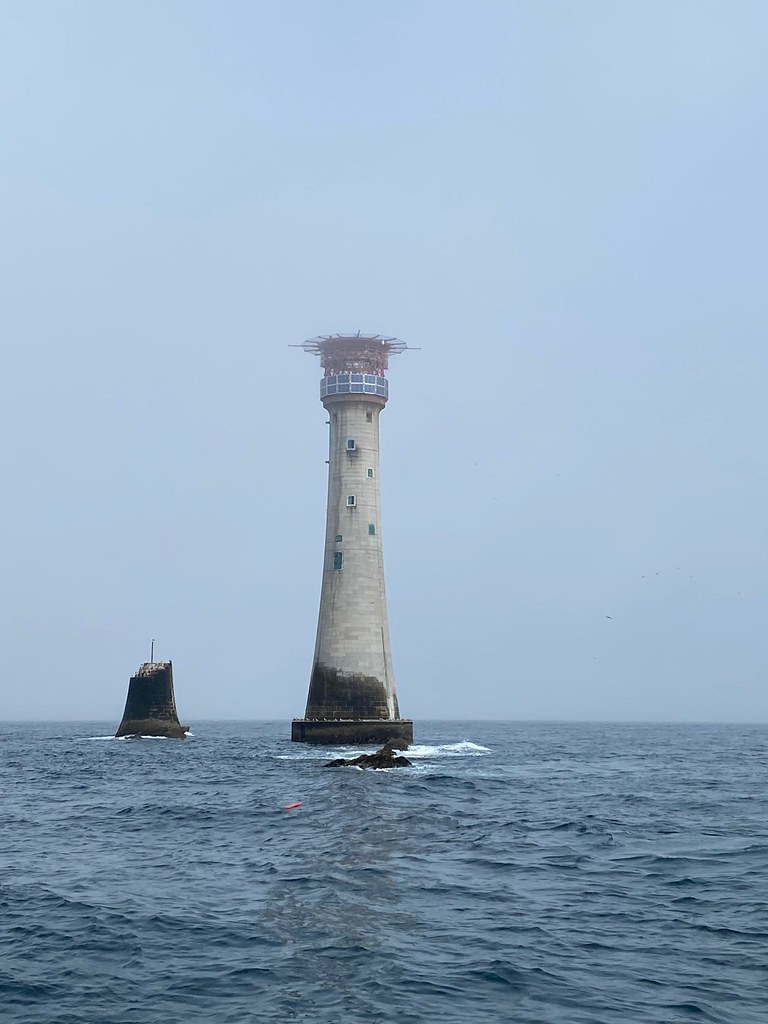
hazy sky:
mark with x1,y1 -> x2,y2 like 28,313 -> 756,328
1,1 -> 766,723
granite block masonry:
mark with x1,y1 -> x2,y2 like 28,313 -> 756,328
291,333 -> 414,746
115,661 -> 189,738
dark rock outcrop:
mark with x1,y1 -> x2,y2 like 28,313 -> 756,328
324,740 -> 412,769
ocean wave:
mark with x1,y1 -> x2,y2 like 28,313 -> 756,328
276,739 -> 491,761
3,720 -> 767,1024
83,734 -> 191,742
406,740 -> 492,757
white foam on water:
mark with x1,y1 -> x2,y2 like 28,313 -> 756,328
406,740 -> 492,758
276,739 -> 491,760
276,752 -> 329,760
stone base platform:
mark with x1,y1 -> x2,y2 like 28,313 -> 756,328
291,719 -> 414,746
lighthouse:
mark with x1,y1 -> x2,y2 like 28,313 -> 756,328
291,333 -> 414,746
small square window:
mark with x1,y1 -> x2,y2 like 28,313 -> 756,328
333,551 -> 343,571
368,523 -> 376,536
346,439 -> 356,451
335,534 -> 342,543
346,495 -> 356,507
366,411 -> 373,422
366,468 -> 374,479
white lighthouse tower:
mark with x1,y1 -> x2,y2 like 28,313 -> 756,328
291,333 -> 413,745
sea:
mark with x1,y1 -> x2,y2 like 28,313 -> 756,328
1,721 -> 766,1024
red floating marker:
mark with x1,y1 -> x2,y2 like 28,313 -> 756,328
284,802 -> 303,810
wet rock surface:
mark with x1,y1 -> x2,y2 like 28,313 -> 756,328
324,740 -> 412,769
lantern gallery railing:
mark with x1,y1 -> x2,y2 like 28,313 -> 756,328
320,373 -> 389,399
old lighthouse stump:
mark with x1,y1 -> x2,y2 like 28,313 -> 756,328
115,661 -> 189,739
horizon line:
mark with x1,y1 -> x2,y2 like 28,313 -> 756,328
1,717 -> 766,726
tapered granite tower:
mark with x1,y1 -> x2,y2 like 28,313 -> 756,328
292,333 -> 414,745
115,661 -> 189,738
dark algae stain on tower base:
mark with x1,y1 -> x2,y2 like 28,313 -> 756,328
292,332 -> 414,746
115,661 -> 189,739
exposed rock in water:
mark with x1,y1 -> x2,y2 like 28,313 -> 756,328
324,740 -> 413,769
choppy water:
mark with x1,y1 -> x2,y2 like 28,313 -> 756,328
1,721 -> 767,1023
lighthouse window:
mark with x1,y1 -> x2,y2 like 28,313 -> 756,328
333,551 -> 343,571
368,523 -> 376,536
346,495 -> 356,507
366,411 -> 373,422
366,468 -> 374,478
346,439 -> 356,451
335,534 -> 343,543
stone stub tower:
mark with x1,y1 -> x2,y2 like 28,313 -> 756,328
291,332 -> 414,746
115,661 -> 189,738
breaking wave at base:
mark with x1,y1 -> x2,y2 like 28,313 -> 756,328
276,738 -> 491,761
406,740 -> 491,757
